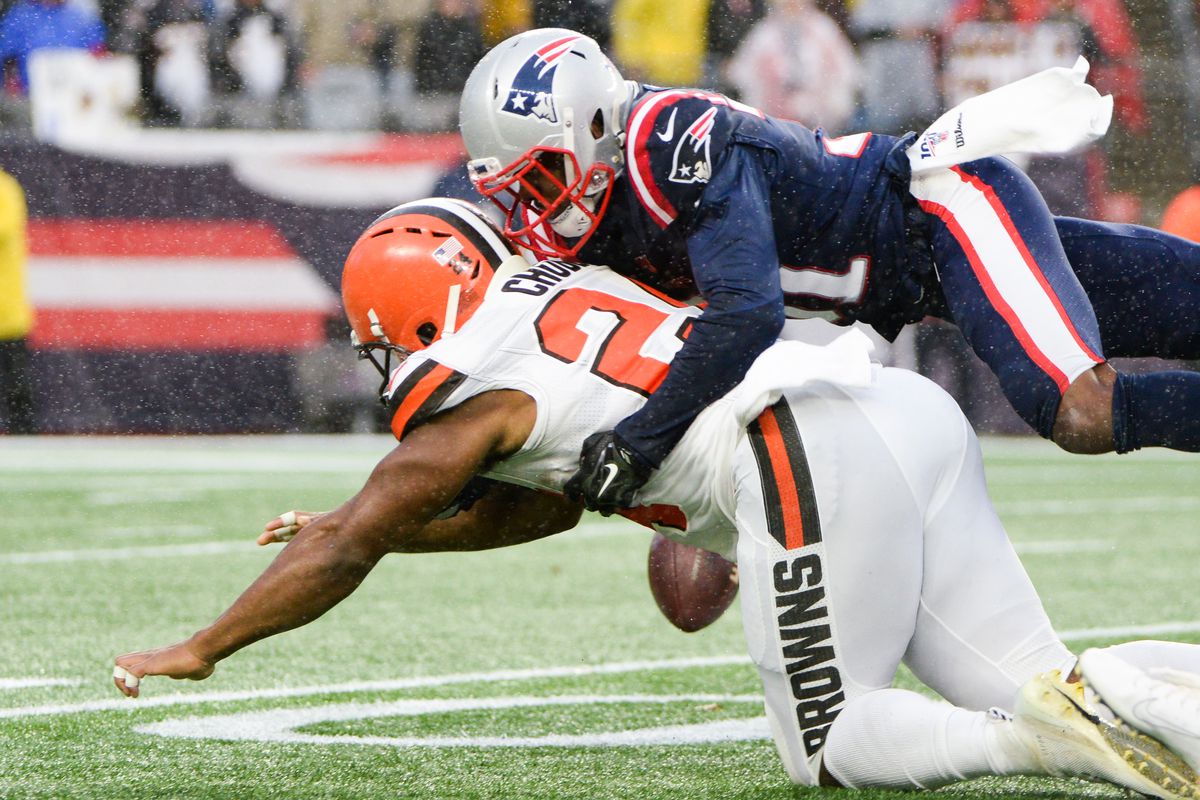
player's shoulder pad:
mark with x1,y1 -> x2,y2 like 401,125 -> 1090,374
625,90 -> 760,230
384,354 -> 468,441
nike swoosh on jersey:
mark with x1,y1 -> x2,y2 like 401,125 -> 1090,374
597,463 -> 620,497
656,108 -> 677,142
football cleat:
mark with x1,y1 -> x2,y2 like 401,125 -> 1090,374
1014,669 -> 1199,799
1080,647 -> 1200,776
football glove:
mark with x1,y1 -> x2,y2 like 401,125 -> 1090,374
564,430 -> 654,516
434,476 -> 497,520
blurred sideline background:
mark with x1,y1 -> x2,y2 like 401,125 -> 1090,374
0,0 -> 1198,436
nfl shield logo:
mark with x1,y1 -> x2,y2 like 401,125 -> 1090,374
918,130 -> 949,160
501,35 -> 581,125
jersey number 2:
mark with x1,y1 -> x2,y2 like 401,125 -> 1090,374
534,287 -> 691,397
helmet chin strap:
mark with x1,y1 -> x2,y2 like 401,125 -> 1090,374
367,308 -> 390,343
549,194 -> 597,238
443,285 -> 461,336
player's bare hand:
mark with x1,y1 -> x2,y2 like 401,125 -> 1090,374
113,641 -> 214,698
258,510 -> 325,545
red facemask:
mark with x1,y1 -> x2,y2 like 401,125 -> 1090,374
470,146 -> 615,260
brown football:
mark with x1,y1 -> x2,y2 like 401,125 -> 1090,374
647,532 -> 739,633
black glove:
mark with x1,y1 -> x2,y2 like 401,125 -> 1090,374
564,431 -> 654,516
433,476 -> 496,520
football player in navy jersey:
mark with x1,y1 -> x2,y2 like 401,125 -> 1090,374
459,28 -> 1200,513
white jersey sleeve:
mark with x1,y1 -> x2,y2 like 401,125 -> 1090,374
382,256 -> 741,546
381,255 -> 877,558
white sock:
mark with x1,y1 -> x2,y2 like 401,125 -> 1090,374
822,689 -> 1040,789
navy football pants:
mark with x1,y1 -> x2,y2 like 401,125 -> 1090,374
910,157 -> 1200,437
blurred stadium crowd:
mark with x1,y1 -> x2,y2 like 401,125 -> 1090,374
0,2 -> 1157,154
4,0 -> 1191,229
0,0 -> 1199,436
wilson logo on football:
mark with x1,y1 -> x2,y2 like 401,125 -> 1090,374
669,108 -> 717,184
500,34 -> 580,124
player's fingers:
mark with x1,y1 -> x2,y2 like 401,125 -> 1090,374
257,525 -> 297,545
113,664 -> 140,698
264,510 -> 297,532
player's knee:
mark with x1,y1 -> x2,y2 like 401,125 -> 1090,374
1051,364 -> 1116,454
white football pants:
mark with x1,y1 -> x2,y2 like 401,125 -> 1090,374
733,367 -> 1073,785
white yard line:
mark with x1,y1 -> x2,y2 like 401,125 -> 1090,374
0,655 -> 750,719
0,535 -> 1110,566
95,526 -> 214,539
1,474 -> 366,493
1011,539 -> 1112,554
996,496 -> 1200,515
86,488 -> 205,506
0,678 -> 82,690
979,437 -> 1197,462
0,541 -> 261,564
137,694 -> 771,748
0,435 -> 393,474
1058,620 -> 1200,641
5,620 -> 1200,721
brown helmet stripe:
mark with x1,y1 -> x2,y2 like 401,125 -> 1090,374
372,198 -> 516,273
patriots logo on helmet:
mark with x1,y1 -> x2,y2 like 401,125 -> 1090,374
501,34 -> 581,125
669,107 -> 717,184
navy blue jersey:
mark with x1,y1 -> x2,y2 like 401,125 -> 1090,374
580,88 -> 935,338
576,87 -> 935,464
566,86 -> 1200,465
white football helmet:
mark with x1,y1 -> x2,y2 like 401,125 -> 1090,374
460,28 -> 632,259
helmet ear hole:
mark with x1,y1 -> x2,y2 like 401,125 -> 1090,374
417,322 -> 439,345
591,109 -> 604,140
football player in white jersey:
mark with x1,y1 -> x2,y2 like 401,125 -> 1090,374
113,199 -> 1200,797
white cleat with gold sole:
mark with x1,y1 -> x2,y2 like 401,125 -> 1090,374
1080,647 -> 1200,776
1014,669 -> 1199,799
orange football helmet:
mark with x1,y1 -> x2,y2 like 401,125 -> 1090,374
341,198 -> 519,392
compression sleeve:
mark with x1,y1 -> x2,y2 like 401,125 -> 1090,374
614,145 -> 785,466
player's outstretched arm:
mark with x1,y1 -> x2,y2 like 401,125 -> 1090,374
259,485 -> 581,551
113,390 -> 536,697
396,482 -> 582,552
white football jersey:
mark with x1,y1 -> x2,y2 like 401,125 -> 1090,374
384,255 -> 876,558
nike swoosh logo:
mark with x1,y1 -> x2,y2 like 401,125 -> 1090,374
656,108 -> 677,142
1132,698 -> 1200,738
597,463 -> 620,498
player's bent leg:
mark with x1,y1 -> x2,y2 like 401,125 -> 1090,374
910,157 -> 1106,444
734,368 -> 1046,785
1111,369 -> 1200,453
1052,363 -> 1116,454
1042,358 -> 1200,454
823,671 -> 1200,795
822,688 -> 1038,789
1056,218 -> 1200,452
889,370 -> 1075,709
1051,356 -> 1200,454
733,384 -> 929,784
1057,217 -> 1200,360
